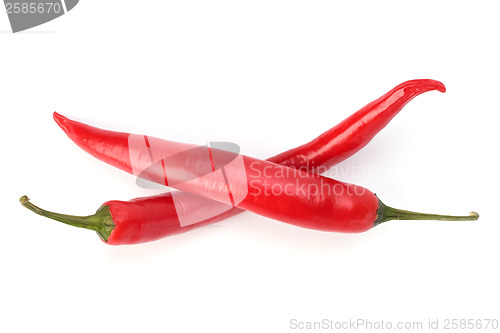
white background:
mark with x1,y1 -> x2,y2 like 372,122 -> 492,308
1,1 -> 499,332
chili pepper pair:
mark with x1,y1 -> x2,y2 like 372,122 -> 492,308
20,79 -> 479,245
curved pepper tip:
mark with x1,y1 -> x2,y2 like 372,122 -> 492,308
425,79 -> 445,93
416,79 -> 446,93
435,80 -> 446,93
53,112 -> 72,133
53,111 -> 66,124
402,79 -> 446,94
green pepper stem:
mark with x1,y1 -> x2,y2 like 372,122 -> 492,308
20,195 -> 115,242
375,197 -> 479,225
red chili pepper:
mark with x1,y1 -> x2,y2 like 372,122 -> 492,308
268,79 -> 446,169
21,80 -> 473,245
20,125 -> 478,241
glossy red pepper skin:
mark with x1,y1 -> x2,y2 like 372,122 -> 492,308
50,118 -> 477,238
103,193 -> 244,244
45,80 -> 451,244
55,80 -> 445,176
269,79 -> 446,168
63,124 -> 383,233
